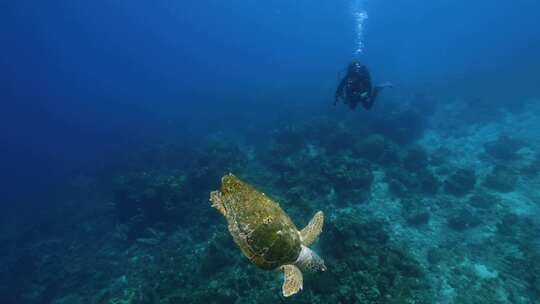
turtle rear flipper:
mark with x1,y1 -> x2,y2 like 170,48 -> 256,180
281,264 -> 303,297
300,211 -> 324,247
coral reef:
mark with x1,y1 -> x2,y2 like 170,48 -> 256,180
521,152 -> 540,177
403,146 -> 430,173
187,138 -> 248,191
318,209 -> 432,303
112,171 -> 186,225
386,166 -> 439,198
401,196 -> 431,226
447,209 -> 482,231
444,168 -> 476,196
484,135 -> 527,161
369,108 -> 427,146
354,134 -> 400,165
321,154 -> 374,205
483,166 -> 519,192
3,98 -> 540,304
468,190 -> 500,209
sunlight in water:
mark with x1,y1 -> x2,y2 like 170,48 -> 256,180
350,0 -> 368,55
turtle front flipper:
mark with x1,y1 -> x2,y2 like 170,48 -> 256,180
280,264 -> 303,297
300,211 -> 324,247
210,190 -> 227,217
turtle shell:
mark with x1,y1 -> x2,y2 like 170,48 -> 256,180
214,174 -> 302,270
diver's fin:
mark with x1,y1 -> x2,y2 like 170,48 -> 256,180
210,190 -> 227,217
300,211 -> 324,247
281,264 -> 303,297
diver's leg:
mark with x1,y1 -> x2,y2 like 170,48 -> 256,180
362,98 -> 374,110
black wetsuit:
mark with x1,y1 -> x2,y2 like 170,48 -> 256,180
335,61 -> 382,110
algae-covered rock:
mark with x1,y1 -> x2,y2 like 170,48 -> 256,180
419,170 -> 440,195
369,108 -> 427,146
318,209 -> 432,303
189,138 -> 247,190
483,166 -> 518,192
406,210 -> 430,226
429,147 -> 451,167
385,168 -> 417,198
267,124 -> 307,158
322,154 -> 374,204
112,171 -> 188,238
354,134 -> 400,165
200,231 -> 237,277
401,196 -> 430,226
495,213 -> 521,236
403,146 -> 429,173
386,167 -> 439,197
447,209 -> 482,231
521,153 -> 540,177
468,191 -> 499,209
444,168 -> 476,196
484,135 -> 526,161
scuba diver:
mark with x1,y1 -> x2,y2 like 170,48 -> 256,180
335,60 -> 393,110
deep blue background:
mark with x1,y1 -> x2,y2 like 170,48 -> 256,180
1,0 -> 539,215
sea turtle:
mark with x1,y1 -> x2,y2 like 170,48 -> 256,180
210,173 -> 326,297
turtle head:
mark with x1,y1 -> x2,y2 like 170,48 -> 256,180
295,245 -> 327,273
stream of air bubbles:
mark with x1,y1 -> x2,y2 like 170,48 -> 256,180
350,0 -> 369,55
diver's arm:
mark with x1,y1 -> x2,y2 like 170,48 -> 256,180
376,82 -> 393,89
371,82 -> 393,102
363,93 -> 376,110
335,78 -> 347,105
364,82 -> 392,110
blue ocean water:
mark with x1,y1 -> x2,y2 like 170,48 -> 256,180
1,1 -> 540,303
